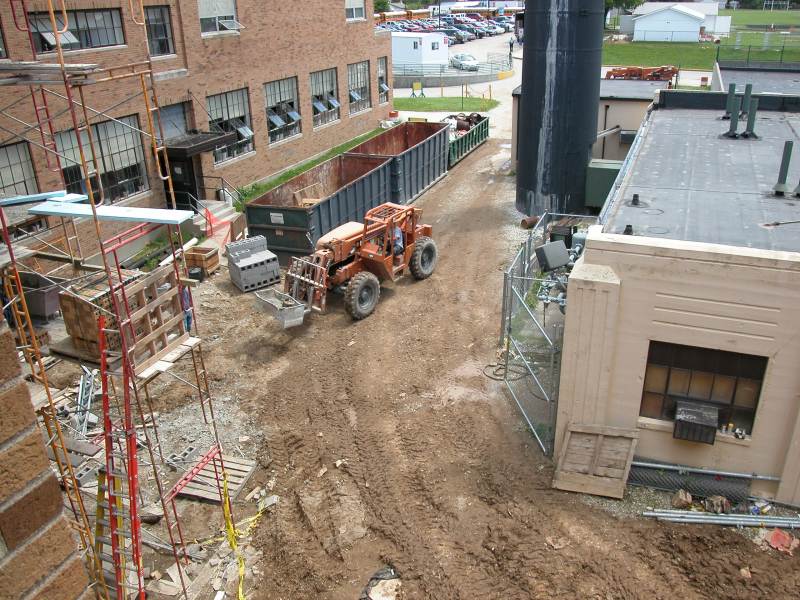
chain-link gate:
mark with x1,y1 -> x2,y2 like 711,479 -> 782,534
499,214 -> 596,456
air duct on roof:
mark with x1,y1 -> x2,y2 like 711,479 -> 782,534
773,140 -> 793,196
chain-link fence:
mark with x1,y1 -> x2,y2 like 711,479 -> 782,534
499,214 -> 597,456
717,41 -> 800,69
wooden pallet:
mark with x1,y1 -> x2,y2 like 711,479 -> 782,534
185,244 -> 220,276
176,455 -> 256,503
553,424 -> 639,499
136,336 -> 201,382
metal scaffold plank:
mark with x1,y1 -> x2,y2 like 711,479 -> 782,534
29,201 -> 194,224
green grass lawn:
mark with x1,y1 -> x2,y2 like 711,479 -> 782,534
394,97 -> 500,112
720,8 -> 800,27
603,41 -> 719,70
238,128 -> 384,204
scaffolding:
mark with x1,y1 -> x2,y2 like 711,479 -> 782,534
0,2 -> 234,598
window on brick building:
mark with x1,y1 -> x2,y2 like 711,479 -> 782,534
310,68 -> 340,128
206,88 -> 254,163
28,9 -> 124,53
265,77 -> 301,143
640,341 -> 767,436
55,115 -> 149,203
347,61 -> 371,114
154,102 -> 189,141
199,0 -> 243,34
345,0 -> 366,20
377,57 -> 390,104
0,142 -> 38,196
145,6 -> 175,56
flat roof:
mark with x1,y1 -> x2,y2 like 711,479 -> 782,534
603,107 -> 800,253
720,68 -> 800,96
513,79 -> 667,101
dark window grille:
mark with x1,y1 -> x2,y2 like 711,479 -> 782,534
377,57 -> 390,104
265,77 -> 301,143
310,68 -> 340,128
206,88 -> 254,163
56,115 -> 149,203
145,6 -> 174,56
28,9 -> 124,53
0,142 -> 38,196
347,60 -> 371,114
639,341 -> 767,436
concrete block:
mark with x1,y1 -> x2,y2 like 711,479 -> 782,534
0,473 -> 62,551
0,381 -> 36,446
0,326 -> 21,384
28,553 -> 90,600
226,236 -> 268,262
229,250 -> 280,292
0,515 -> 77,598
0,428 -> 50,504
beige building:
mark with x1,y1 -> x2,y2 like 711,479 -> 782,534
511,79 -> 666,169
556,91 -> 800,504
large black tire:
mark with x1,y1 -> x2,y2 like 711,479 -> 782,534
410,236 -> 438,280
344,271 -> 381,320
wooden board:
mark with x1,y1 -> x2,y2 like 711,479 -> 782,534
176,455 -> 257,504
552,424 -> 639,499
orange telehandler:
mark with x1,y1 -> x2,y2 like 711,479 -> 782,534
256,203 -> 438,328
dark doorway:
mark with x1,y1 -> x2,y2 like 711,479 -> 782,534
166,157 -> 198,210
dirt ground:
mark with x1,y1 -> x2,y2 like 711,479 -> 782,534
117,139 -> 787,600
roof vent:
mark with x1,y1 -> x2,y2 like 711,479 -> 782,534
632,193 -> 640,206
741,97 -> 759,139
739,83 -> 753,118
623,224 -> 633,235
723,96 -> 741,138
773,140 -> 793,196
722,83 -> 736,120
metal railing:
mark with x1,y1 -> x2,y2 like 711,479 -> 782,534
173,191 -> 214,236
201,174 -> 245,209
499,213 -> 598,456
392,55 -> 511,77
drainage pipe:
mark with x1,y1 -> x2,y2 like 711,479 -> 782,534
632,461 -> 780,482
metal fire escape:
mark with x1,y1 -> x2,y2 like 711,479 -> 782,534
0,1 -> 234,598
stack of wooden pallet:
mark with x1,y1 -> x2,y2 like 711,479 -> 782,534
58,269 -> 142,359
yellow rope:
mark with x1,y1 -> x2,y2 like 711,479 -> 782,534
222,475 -> 247,600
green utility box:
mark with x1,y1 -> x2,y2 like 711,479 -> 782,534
585,159 -> 623,209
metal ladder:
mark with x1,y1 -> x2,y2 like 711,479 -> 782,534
99,317 -> 145,600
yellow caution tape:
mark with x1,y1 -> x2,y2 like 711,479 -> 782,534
221,474 -> 247,600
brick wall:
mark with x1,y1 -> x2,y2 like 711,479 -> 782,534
0,0 -> 392,205
0,324 -> 91,600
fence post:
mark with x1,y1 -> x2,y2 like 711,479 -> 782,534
499,271 -> 509,347
746,44 -> 752,66
780,43 -> 785,66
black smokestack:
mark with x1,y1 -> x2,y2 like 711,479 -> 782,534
515,0 -> 604,215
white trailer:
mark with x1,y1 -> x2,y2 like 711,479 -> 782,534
391,32 -> 448,67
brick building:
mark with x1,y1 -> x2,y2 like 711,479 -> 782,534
0,0 -> 392,249
0,324 -> 92,599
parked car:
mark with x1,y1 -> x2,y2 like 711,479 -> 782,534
473,23 -> 495,36
485,22 -> 505,35
491,19 -> 513,33
435,27 -> 468,43
452,24 -> 479,40
450,53 -> 479,71
466,13 -> 485,21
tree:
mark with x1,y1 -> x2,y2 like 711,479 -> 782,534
375,0 -> 390,12
605,0 -> 645,25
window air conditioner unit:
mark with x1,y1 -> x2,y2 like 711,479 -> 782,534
673,401 -> 718,445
